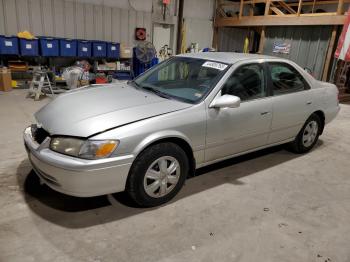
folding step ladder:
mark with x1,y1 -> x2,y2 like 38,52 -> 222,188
27,71 -> 54,101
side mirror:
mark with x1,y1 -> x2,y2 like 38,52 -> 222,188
210,94 -> 241,109
304,67 -> 313,75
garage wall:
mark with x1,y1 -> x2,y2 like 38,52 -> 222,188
263,26 -> 333,80
183,0 -> 215,50
0,0 -> 152,46
217,27 -> 249,53
217,25 -> 333,80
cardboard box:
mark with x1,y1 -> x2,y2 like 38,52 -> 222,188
120,44 -> 132,58
78,80 -> 90,87
0,68 -> 12,92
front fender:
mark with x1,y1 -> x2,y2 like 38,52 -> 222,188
133,130 -> 193,158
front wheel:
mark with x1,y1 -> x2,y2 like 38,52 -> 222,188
289,114 -> 322,154
126,142 -> 189,207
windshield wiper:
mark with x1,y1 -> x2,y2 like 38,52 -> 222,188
140,85 -> 171,99
127,80 -> 140,88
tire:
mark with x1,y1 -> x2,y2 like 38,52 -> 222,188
126,142 -> 189,207
289,113 -> 322,154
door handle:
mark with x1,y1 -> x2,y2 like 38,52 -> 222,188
260,111 -> 270,115
306,101 -> 312,105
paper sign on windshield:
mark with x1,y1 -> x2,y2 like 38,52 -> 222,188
202,61 -> 227,71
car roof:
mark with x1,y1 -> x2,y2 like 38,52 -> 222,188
177,52 -> 280,64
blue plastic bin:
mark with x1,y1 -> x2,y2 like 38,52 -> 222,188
60,39 -> 77,56
92,41 -> 107,57
132,47 -> 159,77
107,42 -> 120,58
39,37 -> 59,56
0,36 -> 19,55
113,72 -> 132,80
77,40 -> 91,57
19,38 -> 39,56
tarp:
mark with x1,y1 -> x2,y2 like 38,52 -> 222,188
335,7 -> 350,61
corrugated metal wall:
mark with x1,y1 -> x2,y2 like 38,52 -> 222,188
218,27 -> 249,53
218,26 -> 333,80
0,0 -> 152,45
264,26 -> 333,80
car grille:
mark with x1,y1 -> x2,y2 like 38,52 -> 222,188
31,124 -> 50,144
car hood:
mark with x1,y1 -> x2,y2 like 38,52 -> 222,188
35,84 -> 191,137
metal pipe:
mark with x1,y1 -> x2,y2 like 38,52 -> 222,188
176,0 -> 185,54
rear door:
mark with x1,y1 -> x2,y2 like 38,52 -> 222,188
266,62 -> 313,144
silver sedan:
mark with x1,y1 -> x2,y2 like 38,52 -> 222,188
24,52 -> 340,207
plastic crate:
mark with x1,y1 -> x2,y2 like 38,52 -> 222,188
0,36 -> 19,55
19,38 -> 39,56
60,39 -> 77,56
107,42 -> 120,58
92,41 -> 107,57
113,71 -> 132,80
39,37 -> 59,56
77,40 -> 91,57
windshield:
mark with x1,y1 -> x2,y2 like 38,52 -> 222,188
134,57 -> 230,103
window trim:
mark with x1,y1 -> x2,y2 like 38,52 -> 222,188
266,62 -> 311,97
217,62 -> 268,103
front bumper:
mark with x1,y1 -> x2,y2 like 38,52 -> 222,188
23,127 -> 133,197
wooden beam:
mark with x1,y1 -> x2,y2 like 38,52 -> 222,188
258,27 -> 266,54
300,12 -> 337,16
239,0 -> 244,19
270,6 -> 285,15
289,0 -> 350,6
212,26 -> 219,50
221,0 -> 350,7
265,0 -> 271,15
322,25 -> 338,81
311,0 -> 316,13
215,14 -> 346,26
219,0 -> 266,7
297,0 -> 303,15
249,0 -> 254,16
246,0 -> 266,3
278,1 -> 296,14
337,0 -> 344,14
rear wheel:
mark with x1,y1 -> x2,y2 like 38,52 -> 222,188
289,114 -> 322,153
126,142 -> 189,207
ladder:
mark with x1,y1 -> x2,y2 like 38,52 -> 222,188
27,71 -> 54,101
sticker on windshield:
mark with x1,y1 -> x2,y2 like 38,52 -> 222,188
202,61 -> 227,71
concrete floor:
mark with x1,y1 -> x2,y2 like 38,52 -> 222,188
1,90 -> 350,262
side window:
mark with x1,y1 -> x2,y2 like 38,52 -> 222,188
221,63 -> 266,102
268,63 -> 309,95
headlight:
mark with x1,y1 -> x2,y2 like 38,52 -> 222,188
50,137 -> 119,159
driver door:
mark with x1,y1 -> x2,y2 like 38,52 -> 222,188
205,63 -> 273,162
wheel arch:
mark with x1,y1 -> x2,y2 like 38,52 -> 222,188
132,132 -> 196,176
312,110 -> 325,134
